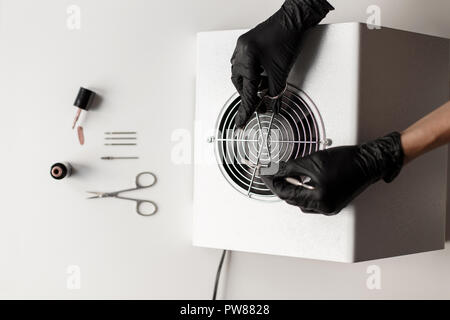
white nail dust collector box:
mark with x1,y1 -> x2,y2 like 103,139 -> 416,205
193,23 -> 449,262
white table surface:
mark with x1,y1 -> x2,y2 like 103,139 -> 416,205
0,0 -> 449,299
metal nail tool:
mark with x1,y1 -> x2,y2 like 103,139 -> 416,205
104,132 -> 137,135
285,176 -> 315,190
101,156 -> 139,160
87,172 -> 158,216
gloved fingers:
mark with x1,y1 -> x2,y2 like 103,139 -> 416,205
232,67 -> 268,114
231,74 -> 243,95
231,62 -> 246,96
284,192 -> 324,215
273,178 -> 315,201
257,100 -> 267,114
269,99 -> 281,114
261,174 -> 316,208
259,161 -> 288,178
266,68 -> 287,99
299,207 -> 321,214
297,0 -> 335,29
260,160 -> 315,186
271,158 -> 314,180
258,75 -> 269,93
260,174 -> 276,193
286,199 -> 301,207
256,76 -> 269,113
235,77 -> 261,128
258,68 -> 285,115
230,36 -> 263,81
282,189 -> 323,214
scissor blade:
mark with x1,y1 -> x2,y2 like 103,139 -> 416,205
86,191 -> 105,199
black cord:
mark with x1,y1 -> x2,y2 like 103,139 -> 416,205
212,249 -> 228,300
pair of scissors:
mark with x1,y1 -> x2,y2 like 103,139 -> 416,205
87,172 -> 158,216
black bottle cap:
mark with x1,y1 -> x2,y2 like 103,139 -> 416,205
74,87 -> 96,111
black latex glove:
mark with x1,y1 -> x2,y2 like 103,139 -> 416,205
261,132 -> 405,215
230,0 -> 334,128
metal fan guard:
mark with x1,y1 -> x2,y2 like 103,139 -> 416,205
214,85 -> 326,201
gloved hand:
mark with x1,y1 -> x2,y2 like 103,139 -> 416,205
230,0 -> 334,128
260,132 -> 405,215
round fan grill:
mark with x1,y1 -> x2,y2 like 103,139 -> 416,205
214,85 -> 326,201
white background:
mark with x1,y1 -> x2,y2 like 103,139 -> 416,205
0,0 -> 449,299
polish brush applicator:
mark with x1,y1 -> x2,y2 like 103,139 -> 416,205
72,87 -> 96,145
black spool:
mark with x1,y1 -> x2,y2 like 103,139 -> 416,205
50,162 -> 72,180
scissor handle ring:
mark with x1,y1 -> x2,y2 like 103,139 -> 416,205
136,200 -> 158,216
136,172 -> 157,188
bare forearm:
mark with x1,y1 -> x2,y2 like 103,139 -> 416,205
401,100 -> 450,163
